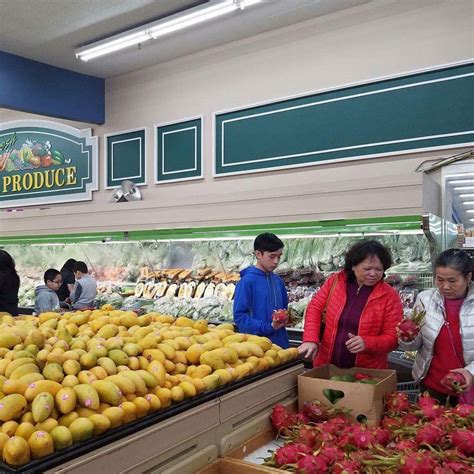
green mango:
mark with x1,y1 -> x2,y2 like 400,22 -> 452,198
340,374 -> 356,382
359,378 -> 378,385
330,375 -> 343,381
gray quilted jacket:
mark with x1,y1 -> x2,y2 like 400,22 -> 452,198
398,284 -> 474,382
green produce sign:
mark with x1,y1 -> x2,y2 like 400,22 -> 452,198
0,120 -> 98,208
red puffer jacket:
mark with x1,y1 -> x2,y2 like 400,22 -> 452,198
303,271 -> 402,369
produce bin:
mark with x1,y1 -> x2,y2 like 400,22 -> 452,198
0,360 -> 303,474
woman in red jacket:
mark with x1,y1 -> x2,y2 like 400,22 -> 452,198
298,240 -> 402,369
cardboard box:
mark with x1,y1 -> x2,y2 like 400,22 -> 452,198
298,364 -> 397,426
224,428 -> 284,473
196,457 -> 279,474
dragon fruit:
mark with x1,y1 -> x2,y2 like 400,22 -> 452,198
317,445 -> 345,466
302,400 -> 329,422
332,459 -> 361,474
398,451 -> 440,474
451,403 -> 474,418
416,393 -> 445,420
349,426 -> 375,449
295,454 -> 328,473
272,309 -> 288,324
294,426 -> 318,447
385,391 -> 410,414
275,443 -> 312,466
397,304 -> 425,342
415,424 -> 444,446
270,404 -> 292,433
451,430 -> 474,456
440,372 -> 466,394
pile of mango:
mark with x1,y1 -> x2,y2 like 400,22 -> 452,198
0,310 -> 298,467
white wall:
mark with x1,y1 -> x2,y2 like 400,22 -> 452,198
1,0 -> 472,236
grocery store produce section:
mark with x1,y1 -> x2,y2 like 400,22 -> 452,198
0,310 -> 299,470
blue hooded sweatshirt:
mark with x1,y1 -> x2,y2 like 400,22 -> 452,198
233,266 -> 289,348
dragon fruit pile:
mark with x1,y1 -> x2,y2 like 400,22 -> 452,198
266,392 -> 473,473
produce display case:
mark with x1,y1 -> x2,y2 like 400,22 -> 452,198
0,360 -> 303,474
4,215 -> 435,317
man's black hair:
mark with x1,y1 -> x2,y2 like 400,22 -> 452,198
44,268 -> 60,284
73,261 -> 88,274
254,233 -> 284,252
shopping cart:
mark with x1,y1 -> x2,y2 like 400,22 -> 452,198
397,381 -> 420,403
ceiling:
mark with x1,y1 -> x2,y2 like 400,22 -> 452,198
0,0 -> 371,79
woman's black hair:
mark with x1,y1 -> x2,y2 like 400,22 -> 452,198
344,239 -> 393,280
61,259 -> 77,272
434,248 -> 472,277
0,250 -> 16,273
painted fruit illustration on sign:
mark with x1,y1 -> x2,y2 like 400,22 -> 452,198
0,134 -> 71,172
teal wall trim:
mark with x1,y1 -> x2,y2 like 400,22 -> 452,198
215,63 -> 473,176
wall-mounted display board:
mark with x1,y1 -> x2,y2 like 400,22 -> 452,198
214,63 -> 473,176
104,128 -> 146,189
155,117 -> 202,183
0,120 -> 98,207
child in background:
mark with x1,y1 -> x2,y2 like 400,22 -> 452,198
35,268 -> 61,314
233,233 -> 290,348
70,261 -> 97,310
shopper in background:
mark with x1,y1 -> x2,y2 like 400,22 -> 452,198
233,233 -> 290,348
298,239 -> 402,369
35,268 -> 61,314
0,250 -> 20,316
56,258 -> 76,302
70,261 -> 97,310
398,249 -> 473,405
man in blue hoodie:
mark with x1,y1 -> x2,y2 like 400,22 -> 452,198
233,233 -> 290,348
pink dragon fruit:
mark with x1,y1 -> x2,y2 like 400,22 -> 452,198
385,391 -> 410,414
302,400 -> 329,422
296,454 -> 328,473
275,443 -> 313,466
397,304 -> 425,342
415,424 -> 444,446
451,429 -> 474,456
440,372 -> 466,394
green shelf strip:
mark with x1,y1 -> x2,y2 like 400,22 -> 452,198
0,215 -> 422,245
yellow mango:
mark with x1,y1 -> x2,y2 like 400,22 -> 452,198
91,380 -> 122,406
2,435 -> 31,466
0,394 -> 27,421
101,407 -> 124,429
32,392 -> 54,422
28,430 -> 54,459
50,425 -> 73,451
55,388 -> 76,415
69,417 -> 94,442
105,375 -> 135,395
88,413 -> 111,436
73,384 -> 100,410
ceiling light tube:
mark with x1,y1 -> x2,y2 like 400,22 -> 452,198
445,172 -> 474,178
454,186 -> 474,191
149,1 -> 237,39
448,179 -> 474,185
460,194 -> 474,198
463,201 -> 474,205
76,31 -> 151,61
75,1 -> 261,61
467,210 -> 474,213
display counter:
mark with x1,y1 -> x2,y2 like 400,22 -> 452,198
1,360 -> 303,474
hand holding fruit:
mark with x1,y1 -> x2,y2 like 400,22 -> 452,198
271,309 -> 288,330
397,305 -> 425,342
441,368 -> 472,393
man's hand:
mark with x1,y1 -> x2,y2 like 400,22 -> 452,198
346,333 -> 366,353
298,342 -> 318,359
272,319 -> 287,330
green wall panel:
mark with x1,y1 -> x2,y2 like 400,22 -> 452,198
215,63 -> 473,176
156,118 -> 202,183
105,129 -> 146,188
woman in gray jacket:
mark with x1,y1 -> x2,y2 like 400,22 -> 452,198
398,249 -> 473,405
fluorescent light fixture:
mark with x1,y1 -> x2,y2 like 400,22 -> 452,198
445,173 -> 474,178
454,186 -> 474,191
460,194 -> 474,198
470,218 -> 474,222
463,201 -> 474,205
75,0 -> 261,61
448,179 -> 474,185
467,210 -> 474,213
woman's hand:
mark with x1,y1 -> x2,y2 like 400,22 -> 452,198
346,333 -> 366,353
450,368 -> 473,391
298,342 -> 318,360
